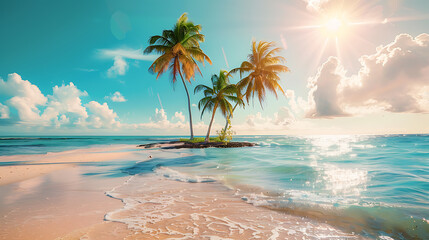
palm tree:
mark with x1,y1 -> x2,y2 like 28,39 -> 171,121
194,70 -> 242,142
144,13 -> 212,139
223,40 -> 289,130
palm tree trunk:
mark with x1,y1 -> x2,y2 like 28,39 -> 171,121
178,68 -> 194,140
223,102 -> 239,132
205,103 -> 218,142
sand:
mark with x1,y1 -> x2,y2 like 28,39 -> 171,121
0,145 -> 143,240
0,145 -> 135,186
0,164 -> 130,240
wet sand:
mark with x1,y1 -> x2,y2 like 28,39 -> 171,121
102,174 -> 363,239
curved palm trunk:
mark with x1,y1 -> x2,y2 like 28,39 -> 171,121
178,68 -> 194,140
205,103 -> 218,142
223,102 -> 239,132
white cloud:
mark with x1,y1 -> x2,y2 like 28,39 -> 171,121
55,114 -> 70,128
107,56 -> 128,78
192,103 -> 197,108
0,73 -> 47,122
172,111 -> 185,122
85,101 -> 119,128
306,57 -> 348,118
108,91 -> 127,102
342,33 -> 429,113
131,108 -> 187,130
98,48 -> 156,61
150,108 -> 168,124
273,107 -> 295,126
306,33 -> 429,118
99,47 -> 157,78
0,103 -> 9,119
42,82 -> 88,125
285,90 -> 300,114
0,73 -> 122,129
237,107 -> 295,132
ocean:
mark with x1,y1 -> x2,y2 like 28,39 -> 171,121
0,135 -> 428,239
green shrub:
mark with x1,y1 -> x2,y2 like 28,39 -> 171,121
217,118 -> 235,142
179,137 -> 222,143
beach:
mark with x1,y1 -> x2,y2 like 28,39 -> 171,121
0,146 -> 358,240
0,136 -> 428,239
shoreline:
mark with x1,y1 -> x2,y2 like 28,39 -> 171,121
101,173 -> 363,239
1,140 -> 422,239
138,140 -> 257,149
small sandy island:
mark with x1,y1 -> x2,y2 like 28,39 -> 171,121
138,141 -> 256,149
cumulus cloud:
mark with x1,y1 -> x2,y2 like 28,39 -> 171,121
0,73 -> 47,122
307,57 -> 348,118
306,33 -> 429,118
107,56 -> 128,78
173,112 -> 185,122
273,107 -> 296,126
239,107 -> 295,131
343,33 -> 429,112
150,108 -> 168,124
107,91 -> 127,102
130,108 -> 186,129
42,82 -> 88,125
0,73 -> 122,129
85,101 -> 119,128
0,103 -> 9,119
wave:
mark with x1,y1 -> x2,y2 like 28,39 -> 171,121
236,188 -> 429,239
103,174 -> 359,239
154,166 -> 216,183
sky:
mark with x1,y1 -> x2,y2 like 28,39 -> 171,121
0,0 -> 428,135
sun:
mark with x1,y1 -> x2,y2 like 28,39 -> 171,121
324,18 -> 343,35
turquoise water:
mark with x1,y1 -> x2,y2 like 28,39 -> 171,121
0,136 -> 172,155
0,135 -> 428,239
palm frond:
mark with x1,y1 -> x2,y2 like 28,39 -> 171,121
144,45 -> 171,55
194,84 -> 211,94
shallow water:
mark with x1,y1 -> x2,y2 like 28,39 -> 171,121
0,136 -> 175,156
0,135 -> 428,239
105,174 -> 360,239
168,135 -> 429,239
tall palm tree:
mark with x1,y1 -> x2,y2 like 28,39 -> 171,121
144,13 -> 212,139
223,40 -> 289,130
194,70 -> 242,142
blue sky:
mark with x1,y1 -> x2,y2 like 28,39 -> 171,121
0,0 -> 428,135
